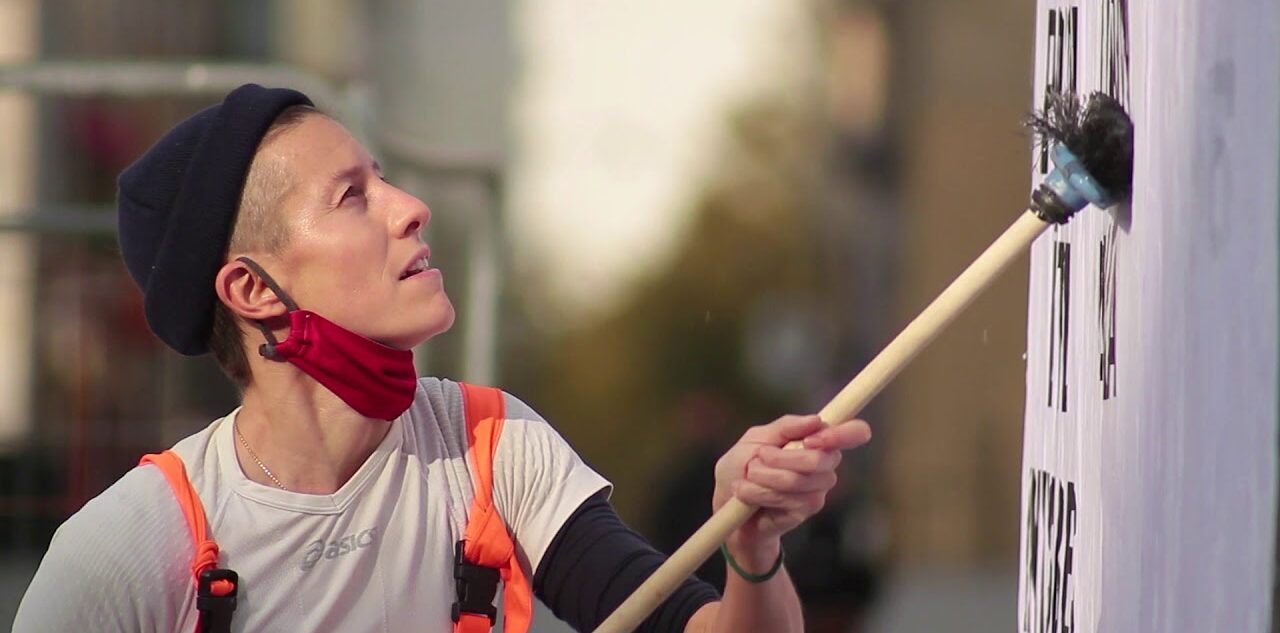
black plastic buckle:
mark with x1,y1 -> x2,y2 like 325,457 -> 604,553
451,540 -> 500,623
197,568 -> 239,633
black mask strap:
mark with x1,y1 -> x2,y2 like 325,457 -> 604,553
236,256 -> 300,360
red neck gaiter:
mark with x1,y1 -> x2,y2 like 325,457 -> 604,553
238,258 -> 418,421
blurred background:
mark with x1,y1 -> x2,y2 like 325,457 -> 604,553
0,0 -> 1034,630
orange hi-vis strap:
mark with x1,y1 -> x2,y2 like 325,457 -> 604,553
139,450 -> 238,633
455,383 -> 532,633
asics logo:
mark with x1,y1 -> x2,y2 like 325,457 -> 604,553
301,527 -> 378,571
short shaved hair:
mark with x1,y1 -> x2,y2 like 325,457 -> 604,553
207,104 -> 319,388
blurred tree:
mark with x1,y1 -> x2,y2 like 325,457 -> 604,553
508,98 -> 825,520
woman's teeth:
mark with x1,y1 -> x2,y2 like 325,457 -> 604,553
402,257 -> 430,279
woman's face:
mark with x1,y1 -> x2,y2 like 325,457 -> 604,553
244,114 -> 455,349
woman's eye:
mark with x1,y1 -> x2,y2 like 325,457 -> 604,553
342,186 -> 365,203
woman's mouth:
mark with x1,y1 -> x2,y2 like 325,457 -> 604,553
400,256 -> 430,280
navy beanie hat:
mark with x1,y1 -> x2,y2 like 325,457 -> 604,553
117,84 -> 312,356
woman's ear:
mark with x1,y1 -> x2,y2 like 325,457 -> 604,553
214,258 -> 288,321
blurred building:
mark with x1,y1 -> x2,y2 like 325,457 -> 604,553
0,1 -> 37,452
870,0 -> 1034,629
882,0 -> 1033,567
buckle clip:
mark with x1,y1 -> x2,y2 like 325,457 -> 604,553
451,540 -> 500,623
197,568 -> 239,633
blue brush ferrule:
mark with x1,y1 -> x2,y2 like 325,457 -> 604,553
1043,143 -> 1114,212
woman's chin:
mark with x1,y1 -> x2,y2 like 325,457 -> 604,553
403,303 -> 456,348
424,308 -> 457,341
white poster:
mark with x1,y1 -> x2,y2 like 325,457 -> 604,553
1018,1 -> 1279,632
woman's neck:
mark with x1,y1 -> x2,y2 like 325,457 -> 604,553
233,372 -> 394,494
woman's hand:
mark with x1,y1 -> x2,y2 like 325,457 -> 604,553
712,415 -> 872,563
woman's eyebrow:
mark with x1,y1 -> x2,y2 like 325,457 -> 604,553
324,164 -> 359,188
323,161 -> 375,192
326,159 -> 382,187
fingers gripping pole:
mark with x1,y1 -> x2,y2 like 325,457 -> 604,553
593,211 -> 1051,633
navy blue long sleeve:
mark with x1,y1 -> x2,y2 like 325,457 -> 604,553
533,491 -> 720,632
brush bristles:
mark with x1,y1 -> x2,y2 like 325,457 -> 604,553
1027,91 -> 1083,152
1027,91 -> 1135,203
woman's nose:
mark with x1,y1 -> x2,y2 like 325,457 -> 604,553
392,189 -> 431,238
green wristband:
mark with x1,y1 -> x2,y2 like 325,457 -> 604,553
720,543 -> 784,583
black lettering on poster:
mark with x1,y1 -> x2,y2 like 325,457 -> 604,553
1099,0 -> 1130,103
1098,231 -> 1117,399
1097,0 -> 1126,400
1021,468 -> 1078,633
1047,232 -> 1070,412
1041,5 -> 1079,174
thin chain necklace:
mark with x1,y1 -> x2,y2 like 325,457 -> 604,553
235,422 -> 289,491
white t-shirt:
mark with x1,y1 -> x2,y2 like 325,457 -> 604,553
12,378 -> 610,632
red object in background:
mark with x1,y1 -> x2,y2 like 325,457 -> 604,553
68,102 -> 148,173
